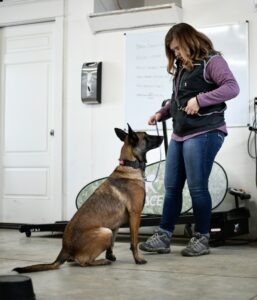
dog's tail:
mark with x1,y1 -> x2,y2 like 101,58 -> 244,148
13,248 -> 69,273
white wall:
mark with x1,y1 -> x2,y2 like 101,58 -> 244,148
63,0 -> 126,218
63,0 -> 257,238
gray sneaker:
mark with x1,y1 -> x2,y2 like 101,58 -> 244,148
181,233 -> 210,257
139,230 -> 171,254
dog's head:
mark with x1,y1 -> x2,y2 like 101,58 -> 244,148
115,124 -> 163,162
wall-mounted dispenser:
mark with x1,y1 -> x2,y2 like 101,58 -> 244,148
81,62 -> 102,104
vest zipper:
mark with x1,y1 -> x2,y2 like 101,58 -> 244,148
175,67 -> 185,107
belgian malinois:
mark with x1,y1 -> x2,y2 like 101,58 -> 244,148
13,124 -> 163,273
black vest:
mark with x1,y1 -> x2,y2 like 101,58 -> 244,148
170,56 -> 226,137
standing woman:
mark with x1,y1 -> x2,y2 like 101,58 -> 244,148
139,23 -> 239,256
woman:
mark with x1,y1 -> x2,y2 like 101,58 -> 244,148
139,23 -> 239,256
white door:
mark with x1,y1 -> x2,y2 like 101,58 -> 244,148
0,21 -> 63,223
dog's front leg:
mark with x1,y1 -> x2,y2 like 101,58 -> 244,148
105,229 -> 118,261
129,212 -> 147,264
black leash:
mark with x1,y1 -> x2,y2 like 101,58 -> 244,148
144,122 -> 163,183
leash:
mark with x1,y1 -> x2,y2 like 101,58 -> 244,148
144,122 -> 163,183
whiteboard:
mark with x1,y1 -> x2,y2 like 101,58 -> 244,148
125,22 -> 249,130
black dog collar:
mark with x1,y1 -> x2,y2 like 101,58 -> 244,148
119,159 -> 146,171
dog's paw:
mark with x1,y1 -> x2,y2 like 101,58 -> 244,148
106,252 -> 116,262
135,257 -> 147,264
106,254 -> 116,261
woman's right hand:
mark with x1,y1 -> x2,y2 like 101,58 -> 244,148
148,113 -> 161,125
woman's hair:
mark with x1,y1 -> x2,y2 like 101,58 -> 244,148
165,23 -> 220,74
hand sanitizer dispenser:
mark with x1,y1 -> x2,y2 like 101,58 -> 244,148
81,62 -> 102,104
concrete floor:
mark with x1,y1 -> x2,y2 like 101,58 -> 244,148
1,229 -> 257,300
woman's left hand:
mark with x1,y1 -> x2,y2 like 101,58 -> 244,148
184,97 -> 200,115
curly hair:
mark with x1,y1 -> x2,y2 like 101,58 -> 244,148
165,23 -> 220,74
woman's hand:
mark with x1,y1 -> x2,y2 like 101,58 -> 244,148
184,97 -> 200,115
148,113 -> 162,125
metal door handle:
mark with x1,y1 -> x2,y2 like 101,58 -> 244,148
50,129 -> 55,136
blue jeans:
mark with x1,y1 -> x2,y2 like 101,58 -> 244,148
160,130 -> 225,235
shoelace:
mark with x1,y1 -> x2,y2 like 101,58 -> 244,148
147,231 -> 167,245
187,237 -> 201,248
148,232 -> 161,242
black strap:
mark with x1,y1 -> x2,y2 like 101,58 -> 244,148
119,159 -> 146,171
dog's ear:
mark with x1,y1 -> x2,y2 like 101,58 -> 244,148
127,124 -> 139,146
115,128 -> 127,141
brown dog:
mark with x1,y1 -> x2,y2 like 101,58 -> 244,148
13,124 -> 163,273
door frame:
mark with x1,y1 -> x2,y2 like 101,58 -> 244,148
0,1 -> 64,221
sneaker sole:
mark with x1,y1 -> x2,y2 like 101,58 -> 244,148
181,249 -> 210,257
139,245 -> 171,254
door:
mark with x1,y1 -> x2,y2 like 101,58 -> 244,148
0,21 -> 63,223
